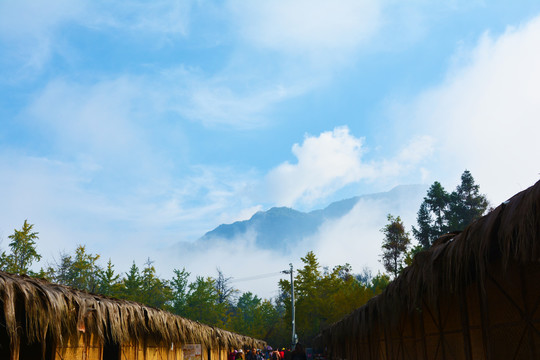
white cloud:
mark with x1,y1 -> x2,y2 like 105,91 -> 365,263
94,0 -> 193,36
3,72 -> 267,263
0,0 -> 193,77
0,149 -> 264,278
410,15 -> 540,203
230,0 -> 381,58
27,78 -> 147,157
266,127 -> 365,206
0,0 -> 84,39
174,79 -> 302,129
266,127 -> 434,207
0,0 -> 86,75
220,205 -> 264,224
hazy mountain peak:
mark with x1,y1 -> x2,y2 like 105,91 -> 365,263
200,184 -> 427,249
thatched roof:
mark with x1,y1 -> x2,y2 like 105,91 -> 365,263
316,179 -> 540,346
0,271 -> 266,350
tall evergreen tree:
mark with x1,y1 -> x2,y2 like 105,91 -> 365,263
139,258 -> 172,309
380,214 -> 411,278
98,259 -> 121,296
446,170 -> 489,231
215,268 -> 237,305
232,292 -> 262,335
69,245 -> 102,292
424,181 -> 450,237
412,202 -> 432,249
50,252 -> 73,285
184,276 -> 223,326
49,245 -> 102,292
413,181 -> 450,248
0,220 -> 41,275
170,267 -> 190,316
121,262 -> 143,302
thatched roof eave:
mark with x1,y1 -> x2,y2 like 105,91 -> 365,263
316,179 -> 540,348
0,271 -> 266,350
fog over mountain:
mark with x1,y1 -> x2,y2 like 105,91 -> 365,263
160,184 -> 430,299
200,184 -> 427,251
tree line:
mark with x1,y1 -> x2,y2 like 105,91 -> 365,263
0,169 -> 488,346
0,221 -> 388,347
380,169 -> 489,278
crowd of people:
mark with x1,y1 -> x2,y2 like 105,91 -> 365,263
228,343 -> 308,360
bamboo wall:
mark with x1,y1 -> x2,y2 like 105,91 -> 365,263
325,259 -> 540,360
0,269 -> 265,360
49,337 -> 230,360
54,334 -> 101,360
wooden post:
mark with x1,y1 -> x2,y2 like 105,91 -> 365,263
410,310 -> 418,360
436,297 -> 446,360
418,304 -> 428,360
477,275 -> 492,359
520,266 -> 538,359
459,290 -> 473,360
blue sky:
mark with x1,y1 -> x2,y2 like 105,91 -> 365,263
1,0 -> 540,295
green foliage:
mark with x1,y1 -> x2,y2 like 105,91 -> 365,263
98,259 -> 122,297
413,170 -> 489,249
120,262 -> 143,302
380,214 -> 411,278
0,222 -> 382,348
369,272 -> 390,293
170,267 -> 190,315
278,251 -> 382,346
412,202 -> 432,249
184,276 -> 224,326
446,170 -> 489,232
404,244 -> 424,267
139,258 -> 172,309
231,292 -> 262,335
0,220 -> 42,275
49,245 -> 102,292
424,181 -> 450,236
70,245 -> 101,292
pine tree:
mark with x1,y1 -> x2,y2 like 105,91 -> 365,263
413,182 -> 450,248
170,267 -> 190,316
121,262 -> 143,302
139,258 -> 172,308
412,202 -> 432,249
69,245 -> 101,292
215,268 -> 237,305
50,252 -> 73,285
0,220 -> 41,275
446,170 -> 489,231
425,181 -> 450,237
380,214 -> 411,278
98,259 -> 121,296
184,276 -> 222,326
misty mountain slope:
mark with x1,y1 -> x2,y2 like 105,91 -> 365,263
200,184 -> 427,250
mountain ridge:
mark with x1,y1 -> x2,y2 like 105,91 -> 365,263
200,184 -> 427,250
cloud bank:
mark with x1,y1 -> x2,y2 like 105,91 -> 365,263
266,127 -> 433,207
408,15 -> 540,203
230,0 -> 381,57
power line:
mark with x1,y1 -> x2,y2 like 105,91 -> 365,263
229,271 -> 283,283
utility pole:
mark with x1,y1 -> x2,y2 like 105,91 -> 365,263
282,263 -> 296,348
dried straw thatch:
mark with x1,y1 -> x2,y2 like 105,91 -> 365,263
316,179 -> 540,354
0,271 -> 266,353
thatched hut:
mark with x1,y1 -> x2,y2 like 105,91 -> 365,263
0,272 -> 266,360
316,180 -> 540,360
